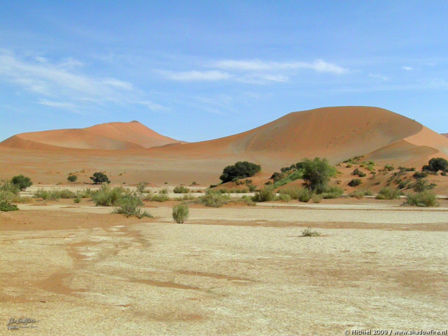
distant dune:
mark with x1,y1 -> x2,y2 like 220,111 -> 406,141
1,121 -> 180,150
443,133 -> 448,138
1,106 -> 448,184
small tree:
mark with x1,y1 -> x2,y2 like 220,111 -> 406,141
172,204 -> 189,223
301,158 -> 337,193
90,172 -> 110,184
11,175 -> 32,191
424,157 -> 448,173
67,174 -> 77,183
220,161 -> 261,183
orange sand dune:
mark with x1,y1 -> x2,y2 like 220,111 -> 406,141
147,106 -> 431,163
1,121 -> 180,150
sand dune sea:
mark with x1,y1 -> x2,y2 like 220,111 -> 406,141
1,106 -> 448,184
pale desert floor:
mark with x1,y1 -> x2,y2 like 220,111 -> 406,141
1,199 -> 447,335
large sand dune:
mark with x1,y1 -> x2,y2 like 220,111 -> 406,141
1,106 -> 448,184
1,121 -> 180,150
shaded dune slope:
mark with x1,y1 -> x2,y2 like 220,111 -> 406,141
1,121 -> 180,150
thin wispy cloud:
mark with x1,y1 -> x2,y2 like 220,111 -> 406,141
402,66 -> 413,71
38,99 -> 77,109
368,73 -> 389,81
158,70 -> 232,82
159,58 -> 348,84
212,59 -> 348,74
0,50 -> 166,113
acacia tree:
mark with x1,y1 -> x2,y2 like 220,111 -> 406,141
301,158 -> 336,193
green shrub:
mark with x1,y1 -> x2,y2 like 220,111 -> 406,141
301,158 -> 337,193
146,194 -> 169,202
67,174 -> 77,183
220,161 -> 261,183
301,228 -> 321,237
277,193 -> 291,202
136,182 -> 147,194
90,172 -> 110,184
412,179 -> 436,192
199,190 -> 230,207
348,179 -> 362,187
384,164 -> 394,171
352,168 -> 366,177
252,187 -> 275,202
114,194 -> 152,218
11,175 -> 32,190
321,186 -> 343,199
404,191 -> 438,207
0,200 -> 18,212
172,204 -> 189,223
33,189 -> 75,200
413,171 -> 427,179
91,186 -> 126,206
297,188 -> 312,202
376,187 -> 401,200
278,187 -> 302,200
239,195 -> 256,206
173,185 -> 190,194
350,190 -> 372,199
311,194 -> 322,203
159,188 -> 168,194
0,181 -> 20,202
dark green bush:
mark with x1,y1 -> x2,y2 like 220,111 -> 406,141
90,172 -> 110,184
348,179 -> 362,187
67,174 -> 77,183
220,161 -> 261,183
413,171 -> 427,179
412,179 -> 436,192
352,168 -> 366,177
11,175 -> 32,190
424,157 -> 448,173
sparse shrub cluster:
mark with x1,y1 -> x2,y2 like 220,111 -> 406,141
91,186 -> 126,206
199,190 -> 230,207
173,185 -> 190,194
113,194 -> 152,218
376,187 -> 401,200
33,189 -> 76,200
349,190 -> 373,199
404,191 -> 438,207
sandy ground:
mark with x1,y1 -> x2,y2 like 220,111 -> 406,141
1,201 -> 447,335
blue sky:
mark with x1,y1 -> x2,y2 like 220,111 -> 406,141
1,1 -> 448,142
